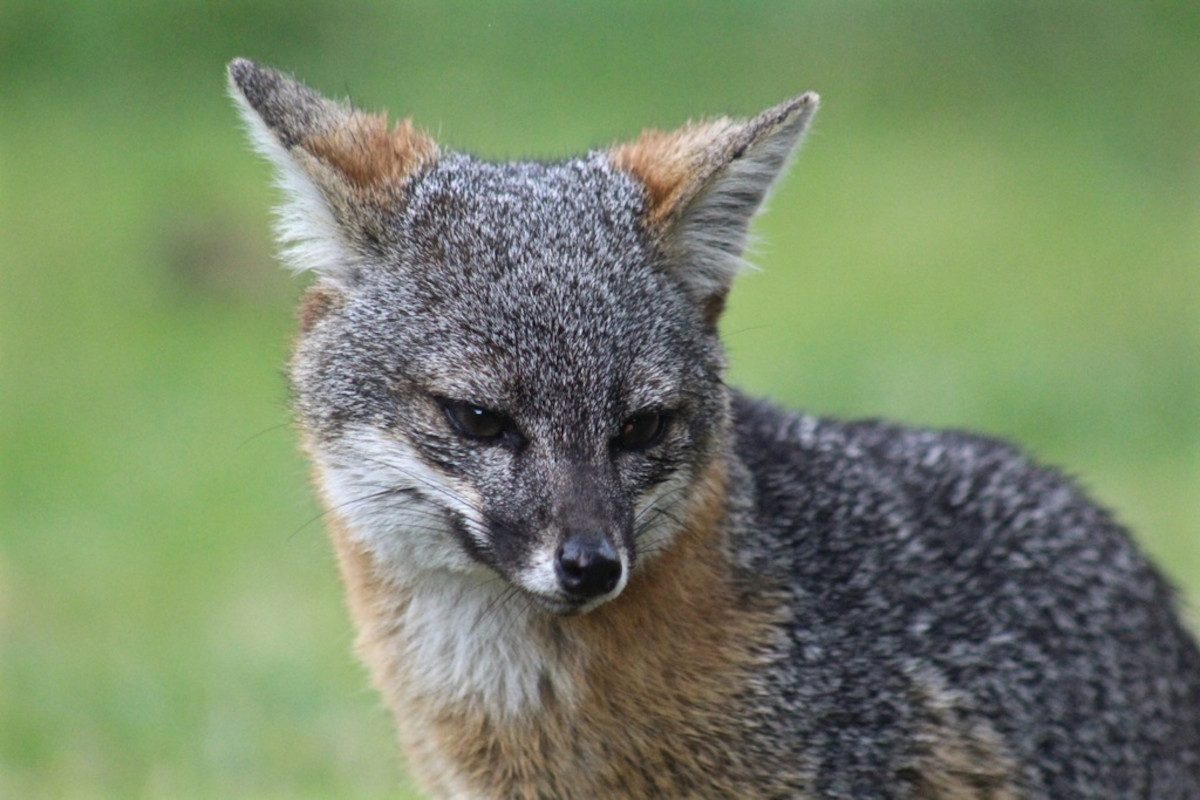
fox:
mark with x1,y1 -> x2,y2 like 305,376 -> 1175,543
228,58 -> 1200,798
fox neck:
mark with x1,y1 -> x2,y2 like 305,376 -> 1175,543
327,458 -> 786,791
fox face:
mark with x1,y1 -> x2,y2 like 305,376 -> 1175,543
229,59 -> 816,614
294,154 -> 730,612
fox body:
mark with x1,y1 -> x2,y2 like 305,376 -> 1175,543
229,59 -> 1200,798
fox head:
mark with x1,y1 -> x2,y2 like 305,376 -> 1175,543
229,59 -> 816,614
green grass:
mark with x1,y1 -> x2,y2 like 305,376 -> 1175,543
2,2 -> 1197,796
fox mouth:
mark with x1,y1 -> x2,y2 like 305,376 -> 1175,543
525,589 -> 619,617
531,594 -> 590,616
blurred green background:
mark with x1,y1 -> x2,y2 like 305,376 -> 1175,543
1,1 -> 1197,796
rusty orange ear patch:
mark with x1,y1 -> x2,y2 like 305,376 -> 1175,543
609,92 -> 817,240
610,118 -> 740,227
305,113 -> 437,190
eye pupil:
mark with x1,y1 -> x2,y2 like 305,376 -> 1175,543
445,402 -> 506,439
618,412 -> 666,450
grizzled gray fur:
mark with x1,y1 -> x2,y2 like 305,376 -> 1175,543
229,58 -> 1200,798
732,400 -> 1200,795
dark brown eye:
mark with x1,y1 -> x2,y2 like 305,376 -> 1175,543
616,412 -> 668,451
443,401 -> 507,440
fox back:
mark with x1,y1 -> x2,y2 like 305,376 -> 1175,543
229,59 -> 1200,799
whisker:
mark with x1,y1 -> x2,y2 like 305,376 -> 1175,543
472,582 -> 525,636
288,485 -> 402,541
634,484 -> 689,525
288,482 -> 476,543
347,453 -> 512,532
237,421 -> 293,450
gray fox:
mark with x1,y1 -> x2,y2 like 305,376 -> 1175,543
228,58 -> 1200,798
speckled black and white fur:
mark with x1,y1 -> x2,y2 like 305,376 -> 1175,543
230,59 -> 1200,798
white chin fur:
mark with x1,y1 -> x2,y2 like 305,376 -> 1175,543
400,573 -> 577,717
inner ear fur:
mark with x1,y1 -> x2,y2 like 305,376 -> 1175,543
611,92 -> 818,324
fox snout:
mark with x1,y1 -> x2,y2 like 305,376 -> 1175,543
514,522 -> 629,614
509,463 -> 635,612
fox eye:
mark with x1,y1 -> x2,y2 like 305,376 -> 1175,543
442,401 -> 508,440
616,411 -> 669,451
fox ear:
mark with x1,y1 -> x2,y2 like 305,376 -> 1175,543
227,58 -> 437,284
612,93 -> 818,323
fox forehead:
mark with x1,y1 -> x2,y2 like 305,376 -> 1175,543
336,277 -> 706,421
318,152 -> 715,408
389,151 -> 680,328
403,152 -> 649,271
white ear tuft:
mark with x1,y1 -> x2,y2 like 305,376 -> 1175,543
229,77 -> 353,280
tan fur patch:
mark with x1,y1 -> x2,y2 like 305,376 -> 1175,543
902,671 -> 1021,799
302,446 -> 413,718
297,285 -> 342,334
322,501 -> 414,721
610,118 -> 739,226
305,112 -> 436,190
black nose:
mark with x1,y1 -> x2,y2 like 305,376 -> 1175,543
555,535 -> 622,600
